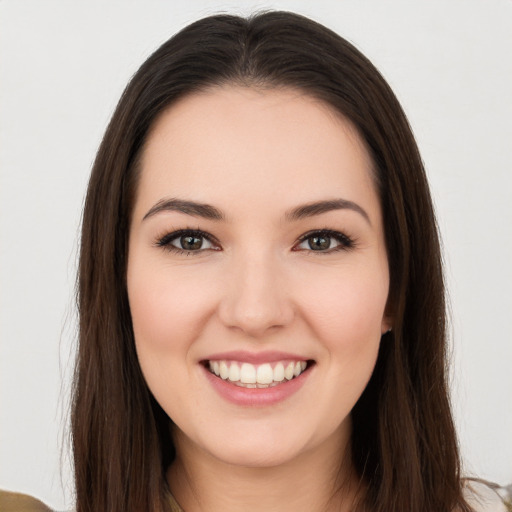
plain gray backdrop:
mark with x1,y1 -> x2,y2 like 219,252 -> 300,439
1,1 -> 511,509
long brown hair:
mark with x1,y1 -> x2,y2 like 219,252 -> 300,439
73,11 -> 471,511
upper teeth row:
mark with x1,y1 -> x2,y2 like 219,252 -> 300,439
209,360 -> 307,385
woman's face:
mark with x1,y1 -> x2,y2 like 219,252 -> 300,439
127,86 -> 391,468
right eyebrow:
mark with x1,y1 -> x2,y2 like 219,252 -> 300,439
285,198 -> 371,225
142,198 -> 225,222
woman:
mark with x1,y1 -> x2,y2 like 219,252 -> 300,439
70,11 -> 503,512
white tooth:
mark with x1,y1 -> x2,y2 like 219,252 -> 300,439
228,362 -> 240,382
240,363 -> 256,383
293,361 -> 302,377
257,383 -> 270,388
256,363 -> 273,384
300,361 -> 307,371
284,362 -> 295,380
245,383 -> 257,388
219,361 -> 229,380
212,361 -> 220,376
273,362 -> 285,382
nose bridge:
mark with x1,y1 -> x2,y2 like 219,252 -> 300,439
218,247 -> 293,337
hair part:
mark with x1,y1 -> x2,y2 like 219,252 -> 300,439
73,11 -> 472,511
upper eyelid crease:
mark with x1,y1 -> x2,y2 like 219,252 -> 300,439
154,229 -> 220,256
296,229 -> 355,251
155,229 -> 218,246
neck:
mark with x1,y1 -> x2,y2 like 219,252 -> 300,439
166,425 -> 359,512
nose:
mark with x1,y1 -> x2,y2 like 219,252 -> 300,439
217,251 -> 294,338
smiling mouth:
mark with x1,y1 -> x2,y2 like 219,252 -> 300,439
205,360 -> 313,388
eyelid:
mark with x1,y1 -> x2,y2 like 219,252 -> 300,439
154,228 -> 221,253
154,227 -> 355,255
293,229 -> 355,253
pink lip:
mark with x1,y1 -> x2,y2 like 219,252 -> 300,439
201,361 -> 313,407
203,350 -> 309,364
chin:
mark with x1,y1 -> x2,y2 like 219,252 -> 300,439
179,419 -> 307,468
209,441 -> 303,469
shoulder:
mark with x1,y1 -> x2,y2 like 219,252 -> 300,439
462,479 -> 509,512
0,489 -> 53,511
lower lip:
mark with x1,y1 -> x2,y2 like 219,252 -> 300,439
202,364 -> 312,407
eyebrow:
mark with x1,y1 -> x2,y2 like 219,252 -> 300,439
142,197 -> 370,225
142,198 -> 225,221
285,199 -> 371,225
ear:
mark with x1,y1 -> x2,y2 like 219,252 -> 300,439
380,301 -> 394,335
381,315 -> 393,335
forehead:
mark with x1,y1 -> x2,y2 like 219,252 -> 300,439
135,85 -> 379,222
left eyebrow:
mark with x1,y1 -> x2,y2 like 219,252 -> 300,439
142,198 -> 225,221
285,199 -> 371,225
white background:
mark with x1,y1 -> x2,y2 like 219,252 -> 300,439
1,1 -> 511,509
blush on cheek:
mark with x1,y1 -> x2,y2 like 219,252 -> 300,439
129,273 -> 215,355
304,284 -> 385,339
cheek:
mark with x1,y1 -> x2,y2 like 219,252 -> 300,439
127,262 -> 216,355
295,260 -> 388,402
126,261 -> 218,420
300,264 -> 387,413
298,262 -> 389,344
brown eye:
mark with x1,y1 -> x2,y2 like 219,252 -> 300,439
156,229 -> 217,253
180,235 -> 204,250
295,230 -> 354,253
308,235 -> 331,251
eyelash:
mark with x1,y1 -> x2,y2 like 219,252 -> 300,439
154,228 -> 220,255
294,229 -> 356,253
154,228 -> 356,255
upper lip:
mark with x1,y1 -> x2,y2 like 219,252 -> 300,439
202,350 -> 311,364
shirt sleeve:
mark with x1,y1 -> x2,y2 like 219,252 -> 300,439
0,489 -> 53,512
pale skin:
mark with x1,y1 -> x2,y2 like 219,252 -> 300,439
127,86 -> 392,511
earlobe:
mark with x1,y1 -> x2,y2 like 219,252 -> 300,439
381,296 -> 394,335
381,324 -> 393,336
381,314 -> 393,336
